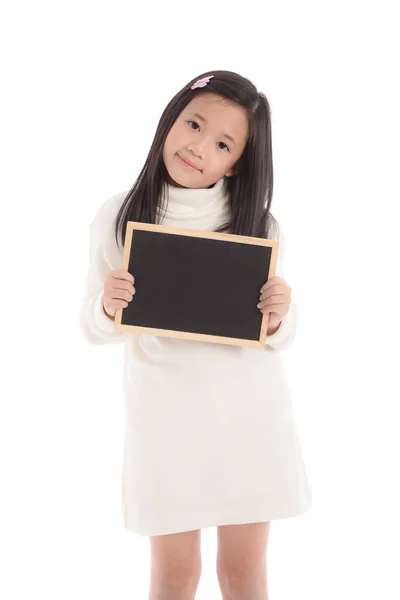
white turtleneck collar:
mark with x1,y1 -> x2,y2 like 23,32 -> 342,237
160,176 -> 229,218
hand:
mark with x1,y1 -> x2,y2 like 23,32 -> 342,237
257,276 -> 292,329
103,269 -> 135,318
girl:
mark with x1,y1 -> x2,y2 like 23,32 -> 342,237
80,70 -> 312,600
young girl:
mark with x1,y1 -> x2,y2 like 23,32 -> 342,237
80,70 -> 312,600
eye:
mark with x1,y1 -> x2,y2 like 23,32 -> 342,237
217,142 -> 230,152
187,120 -> 200,131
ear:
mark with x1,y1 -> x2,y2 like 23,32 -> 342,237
225,167 -> 235,177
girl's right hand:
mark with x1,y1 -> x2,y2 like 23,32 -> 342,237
103,269 -> 135,318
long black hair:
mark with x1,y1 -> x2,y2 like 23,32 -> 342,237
115,70 -> 278,249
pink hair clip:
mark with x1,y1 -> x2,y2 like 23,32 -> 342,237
191,75 -> 214,90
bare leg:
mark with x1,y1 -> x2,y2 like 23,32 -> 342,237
148,529 -> 202,600
216,522 -> 270,600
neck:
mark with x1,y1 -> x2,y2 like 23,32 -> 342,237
159,176 -> 228,217
165,173 -> 216,190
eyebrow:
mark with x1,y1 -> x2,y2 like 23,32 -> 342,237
190,112 -> 237,145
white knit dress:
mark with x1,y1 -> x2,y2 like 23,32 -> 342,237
80,176 -> 312,536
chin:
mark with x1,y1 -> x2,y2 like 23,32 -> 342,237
165,165 -> 203,189
164,168 -> 186,187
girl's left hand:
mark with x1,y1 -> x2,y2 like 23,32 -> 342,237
257,276 -> 292,328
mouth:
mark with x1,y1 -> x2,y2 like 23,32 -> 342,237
177,153 -> 201,171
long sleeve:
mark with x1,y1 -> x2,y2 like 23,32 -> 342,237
80,198 -> 130,346
265,223 -> 298,351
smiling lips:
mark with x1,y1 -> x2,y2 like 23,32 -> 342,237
178,154 -> 201,171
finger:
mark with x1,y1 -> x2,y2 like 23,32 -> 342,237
120,283 -> 136,295
259,285 -> 288,302
106,299 -> 129,310
257,298 -> 287,310
110,280 -> 135,295
112,270 -> 135,284
106,283 -> 135,301
260,304 -> 287,315
111,289 -> 135,302
257,294 -> 287,308
260,277 -> 284,293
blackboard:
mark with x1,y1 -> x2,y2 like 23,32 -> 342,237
114,222 -> 279,348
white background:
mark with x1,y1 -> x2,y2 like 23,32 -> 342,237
1,1 -> 399,598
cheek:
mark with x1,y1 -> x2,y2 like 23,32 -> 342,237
166,122 -> 186,149
163,133 -> 173,156
163,127 -> 176,154
216,150 -> 237,170
224,147 -> 243,170
163,137 -> 178,167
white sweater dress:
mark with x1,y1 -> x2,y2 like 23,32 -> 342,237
80,176 -> 312,537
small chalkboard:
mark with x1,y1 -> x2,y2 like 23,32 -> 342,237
114,222 -> 279,348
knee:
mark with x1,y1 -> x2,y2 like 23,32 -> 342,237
217,563 -> 267,600
150,564 -> 201,600
218,565 -> 249,597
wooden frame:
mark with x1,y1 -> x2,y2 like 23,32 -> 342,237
114,221 -> 279,348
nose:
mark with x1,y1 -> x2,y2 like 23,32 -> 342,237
187,136 -> 208,159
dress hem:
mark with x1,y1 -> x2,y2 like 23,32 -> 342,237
121,497 -> 312,537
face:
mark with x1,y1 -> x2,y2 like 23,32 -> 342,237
162,93 -> 249,189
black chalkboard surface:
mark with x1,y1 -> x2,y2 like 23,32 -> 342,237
114,222 -> 279,348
